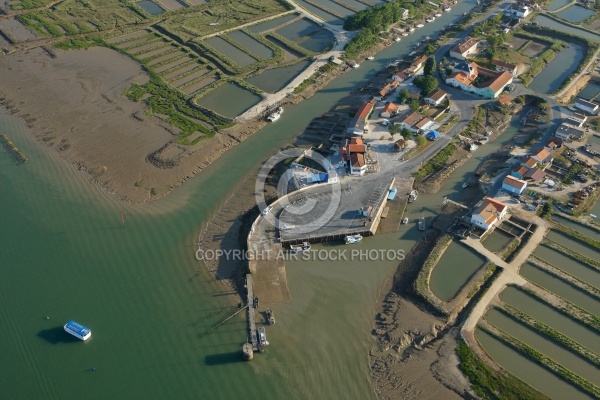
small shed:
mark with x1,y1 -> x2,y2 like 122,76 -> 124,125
394,139 -> 406,151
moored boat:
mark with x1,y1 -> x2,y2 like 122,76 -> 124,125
444,6 -> 451,11
418,216 -> 426,231
266,309 -> 276,325
344,234 -> 363,244
462,181 -> 469,189
64,320 -> 92,341
408,189 -> 418,203
266,107 -> 284,122
402,217 -> 408,224
258,327 -> 269,352
289,242 -> 311,254
469,143 -> 478,152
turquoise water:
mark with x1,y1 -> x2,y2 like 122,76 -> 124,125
0,1 -> 488,398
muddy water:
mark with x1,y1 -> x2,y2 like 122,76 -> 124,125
195,82 -> 263,118
482,229 -> 513,253
534,15 -> 600,42
533,244 -> 600,288
204,37 -> 258,67
429,241 -> 486,301
246,60 -> 311,93
501,286 -> 600,354
475,329 -> 594,400
545,230 -> 600,262
529,43 -> 584,94
551,215 -> 600,242
485,308 -> 600,386
558,5 -> 596,23
520,262 -> 600,314
228,31 -> 275,59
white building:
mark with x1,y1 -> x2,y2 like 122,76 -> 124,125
574,98 -> 599,115
471,197 -> 508,231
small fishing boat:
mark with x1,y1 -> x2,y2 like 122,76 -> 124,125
462,181 -> 469,189
352,63 -> 360,68
289,242 -> 311,254
402,217 -> 408,224
444,6 -> 451,11
266,309 -> 276,325
344,234 -> 362,244
408,190 -> 418,203
367,56 -> 375,60
416,23 -> 424,28
267,107 -> 284,122
387,188 -> 397,200
418,216 -> 426,231
469,143 -> 478,152
435,13 -> 442,17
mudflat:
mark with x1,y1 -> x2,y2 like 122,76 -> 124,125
0,46 -> 241,203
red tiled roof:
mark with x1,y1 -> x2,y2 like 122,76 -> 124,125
484,71 -> 513,93
400,111 -> 423,127
503,175 -> 527,190
382,103 -> 399,114
415,117 -> 432,129
513,166 -> 528,176
350,152 -> 365,167
451,37 -> 479,55
355,102 -> 374,120
426,89 -> 447,102
498,96 -> 511,105
521,156 -> 537,168
484,197 -> 508,213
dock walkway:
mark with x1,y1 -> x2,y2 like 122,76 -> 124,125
246,274 -> 258,351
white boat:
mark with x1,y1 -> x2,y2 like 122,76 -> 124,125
266,106 -> 284,122
469,143 -> 478,152
266,309 -> 276,325
402,32 -> 409,36
444,7 -> 451,11
258,327 -> 269,352
402,217 -> 409,224
408,189 -> 418,203
418,216 -> 426,231
352,63 -> 360,68
395,37 -> 401,42
289,242 -> 311,254
426,17 -> 435,22
462,181 -> 469,189
435,13 -> 442,17
344,234 -> 363,244
64,320 -> 91,341
367,56 -> 375,60
409,27 -> 415,32
416,24 -> 424,28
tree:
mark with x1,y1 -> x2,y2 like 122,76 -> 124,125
389,124 -> 402,136
409,98 -> 420,111
397,89 -> 410,104
413,75 -> 438,95
424,44 -> 436,55
415,135 -> 427,147
401,128 -> 412,140
424,56 -> 436,76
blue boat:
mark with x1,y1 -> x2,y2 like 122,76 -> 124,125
64,320 -> 92,341
387,188 -> 397,200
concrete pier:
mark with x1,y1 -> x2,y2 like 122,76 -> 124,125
245,274 -> 258,351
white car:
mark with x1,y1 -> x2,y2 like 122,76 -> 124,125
261,205 -> 273,216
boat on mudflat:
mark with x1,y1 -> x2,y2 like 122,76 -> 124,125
344,234 -> 363,244
408,190 -> 418,203
64,320 -> 92,341
266,309 -> 276,325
